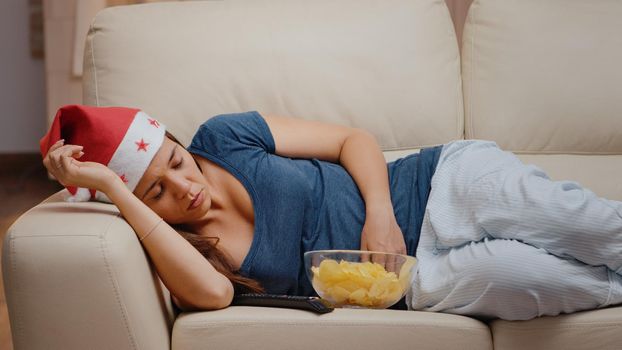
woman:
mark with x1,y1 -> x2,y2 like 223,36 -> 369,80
41,105 -> 622,321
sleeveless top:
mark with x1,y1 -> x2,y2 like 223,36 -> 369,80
187,111 -> 443,296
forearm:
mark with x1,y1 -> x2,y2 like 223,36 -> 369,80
104,178 -> 234,310
339,130 -> 394,215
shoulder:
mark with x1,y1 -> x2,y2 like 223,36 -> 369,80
189,111 -> 275,153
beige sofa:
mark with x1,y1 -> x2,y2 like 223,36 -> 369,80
4,0 -> 622,349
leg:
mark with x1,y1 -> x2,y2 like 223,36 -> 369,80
476,161 -> 622,273
410,238 -> 622,321
427,140 -> 622,273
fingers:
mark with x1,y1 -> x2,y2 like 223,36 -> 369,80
386,243 -> 408,272
386,254 -> 396,274
360,244 -> 404,272
43,139 -> 63,168
49,139 -> 65,152
45,139 -> 66,167
60,149 -> 75,171
361,250 -> 370,263
371,252 -> 386,267
360,244 -> 390,268
44,140 -> 84,184
360,239 -> 372,263
51,144 -> 83,168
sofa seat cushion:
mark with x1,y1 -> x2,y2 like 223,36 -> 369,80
490,306 -> 622,350
172,306 -> 492,350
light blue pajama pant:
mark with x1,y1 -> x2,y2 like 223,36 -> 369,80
406,140 -> 622,321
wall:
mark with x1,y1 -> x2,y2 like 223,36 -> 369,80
0,0 -> 47,153
42,0 -> 85,135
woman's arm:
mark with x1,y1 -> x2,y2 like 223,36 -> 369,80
263,114 -> 406,255
262,115 -> 392,210
338,129 -> 394,217
338,130 -> 407,256
43,140 -> 233,311
104,177 -> 234,311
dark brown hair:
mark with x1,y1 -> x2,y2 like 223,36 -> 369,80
165,130 -> 265,295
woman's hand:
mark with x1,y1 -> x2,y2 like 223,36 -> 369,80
360,214 -> 407,254
42,139 -> 119,194
359,205 -> 407,270
360,205 -> 407,254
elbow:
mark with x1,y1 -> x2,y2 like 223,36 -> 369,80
210,280 -> 235,310
175,279 -> 234,311
198,283 -> 234,310
338,128 -> 374,163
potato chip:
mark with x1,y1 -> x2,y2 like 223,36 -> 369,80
310,258 -> 414,308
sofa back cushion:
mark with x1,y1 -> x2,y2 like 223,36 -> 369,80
462,0 -> 622,154
462,0 -> 622,200
82,0 -> 462,152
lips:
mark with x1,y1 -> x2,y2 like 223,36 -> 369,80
188,189 -> 203,210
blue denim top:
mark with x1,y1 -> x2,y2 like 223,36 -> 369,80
187,111 -> 442,296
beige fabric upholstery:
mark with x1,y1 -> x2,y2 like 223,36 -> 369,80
173,306 -> 492,349
2,192 -> 175,350
462,0 -> 622,153
82,0 -> 463,150
490,307 -> 622,350
515,154 -> 622,201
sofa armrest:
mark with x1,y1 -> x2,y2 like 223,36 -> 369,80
2,190 -> 175,350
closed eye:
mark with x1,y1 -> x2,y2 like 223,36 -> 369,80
154,185 -> 164,200
153,159 -> 183,200
174,159 -> 183,169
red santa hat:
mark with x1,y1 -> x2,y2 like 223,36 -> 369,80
40,104 -> 166,203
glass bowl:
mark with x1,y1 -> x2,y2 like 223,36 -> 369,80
303,250 -> 418,309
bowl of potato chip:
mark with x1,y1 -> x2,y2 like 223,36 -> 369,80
303,250 -> 418,309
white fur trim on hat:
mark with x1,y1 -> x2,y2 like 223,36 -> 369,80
62,111 -> 166,203
107,111 -> 166,194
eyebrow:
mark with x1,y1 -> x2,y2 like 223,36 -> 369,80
142,145 -> 177,199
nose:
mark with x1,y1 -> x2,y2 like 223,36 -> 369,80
164,172 -> 192,200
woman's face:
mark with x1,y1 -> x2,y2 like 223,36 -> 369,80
133,137 -> 212,224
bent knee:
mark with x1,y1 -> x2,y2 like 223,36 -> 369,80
456,246 -> 570,292
457,251 -> 610,312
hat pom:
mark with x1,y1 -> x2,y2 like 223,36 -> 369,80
63,187 -> 93,202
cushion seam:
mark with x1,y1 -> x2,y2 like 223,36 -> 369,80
180,322 -> 489,330
99,213 -> 138,350
468,0 -> 476,139
494,323 -> 622,331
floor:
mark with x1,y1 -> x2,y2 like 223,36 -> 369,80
0,154 -> 63,350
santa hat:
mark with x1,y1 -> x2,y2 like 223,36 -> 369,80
40,104 -> 166,203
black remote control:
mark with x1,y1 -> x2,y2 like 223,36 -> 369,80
231,293 -> 334,314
